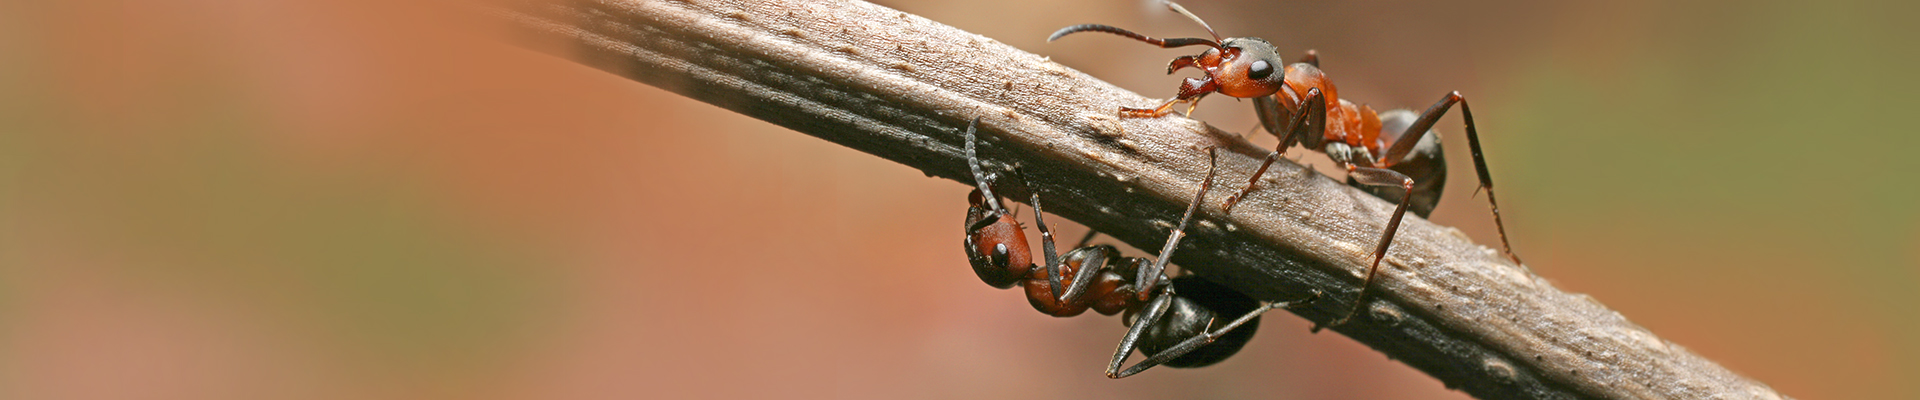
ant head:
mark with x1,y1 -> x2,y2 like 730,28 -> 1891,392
964,194 -> 1032,290
1206,37 -> 1284,99
1048,2 -> 1283,101
962,118 -> 1033,289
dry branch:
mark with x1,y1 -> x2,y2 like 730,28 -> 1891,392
483,0 -> 1787,398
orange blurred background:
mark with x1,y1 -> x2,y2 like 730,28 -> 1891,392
3,0 -> 1916,399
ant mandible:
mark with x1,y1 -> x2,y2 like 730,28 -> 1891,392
959,118 -> 1320,377
1048,2 -> 1523,326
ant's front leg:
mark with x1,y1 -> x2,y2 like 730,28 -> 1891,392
1224,88 -> 1325,213
1028,192 -> 1070,299
1120,83 -> 1214,118
1382,91 -> 1522,266
1124,65 -> 1221,118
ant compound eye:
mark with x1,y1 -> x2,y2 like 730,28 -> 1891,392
1247,60 -> 1274,80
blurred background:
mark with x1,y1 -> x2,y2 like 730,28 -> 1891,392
2,0 -> 1916,399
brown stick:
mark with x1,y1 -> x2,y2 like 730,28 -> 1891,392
484,0 -> 1787,398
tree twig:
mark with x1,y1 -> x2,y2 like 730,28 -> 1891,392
484,0 -> 1787,398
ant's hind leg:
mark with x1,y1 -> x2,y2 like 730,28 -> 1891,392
1382,92 -> 1523,266
1105,287 -> 1174,378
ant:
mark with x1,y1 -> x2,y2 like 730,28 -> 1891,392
960,118 -> 1320,378
1048,2 -> 1523,326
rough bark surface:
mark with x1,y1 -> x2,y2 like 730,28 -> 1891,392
486,0 -> 1787,398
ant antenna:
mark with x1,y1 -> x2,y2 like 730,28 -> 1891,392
1163,1 -> 1223,43
1048,24 -> 1221,50
963,117 -> 1006,213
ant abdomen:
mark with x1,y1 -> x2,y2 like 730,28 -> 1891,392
1348,109 -> 1446,218
1141,276 -> 1264,368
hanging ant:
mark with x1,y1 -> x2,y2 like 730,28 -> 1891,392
959,118 -> 1320,378
1048,2 -> 1522,326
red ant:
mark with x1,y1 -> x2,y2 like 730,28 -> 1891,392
960,119 -> 1320,377
1049,2 -> 1522,326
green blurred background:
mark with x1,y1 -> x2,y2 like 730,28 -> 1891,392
2,0 -> 1914,398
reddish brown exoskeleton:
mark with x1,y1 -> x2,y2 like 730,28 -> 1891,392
959,119 -> 1319,377
1049,2 -> 1523,326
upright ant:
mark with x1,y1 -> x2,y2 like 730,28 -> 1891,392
1049,2 -> 1523,325
959,119 -> 1319,378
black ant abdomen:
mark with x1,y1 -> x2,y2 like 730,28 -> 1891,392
1347,109 -> 1446,218
1140,275 -> 1264,368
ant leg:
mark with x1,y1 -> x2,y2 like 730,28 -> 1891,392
1124,74 -> 1220,118
1121,99 -> 1184,118
1382,92 -> 1522,266
1224,88 -> 1325,213
1108,290 -> 1322,378
1053,245 -> 1112,304
1251,96 -> 1289,141
1328,166 -> 1414,327
1300,49 -> 1320,68
1105,285 -> 1174,378
1132,148 -> 1220,301
1028,191 -> 1069,300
